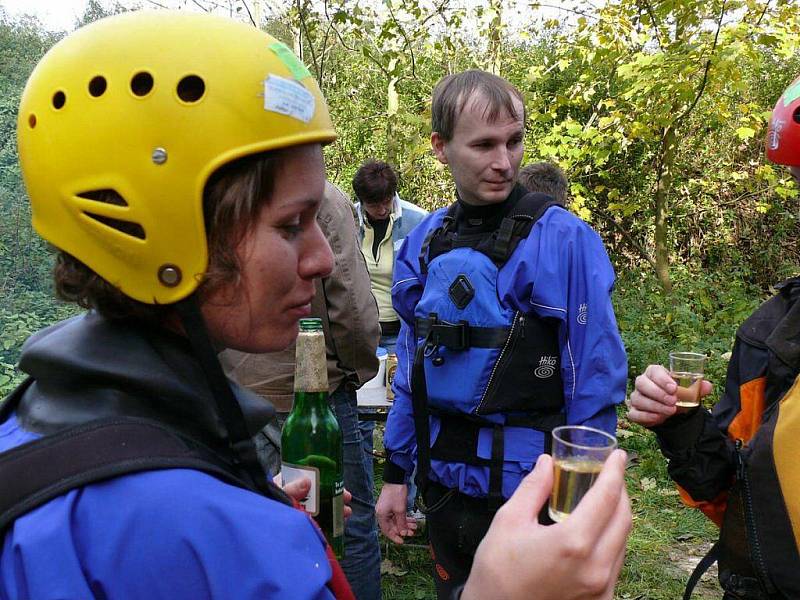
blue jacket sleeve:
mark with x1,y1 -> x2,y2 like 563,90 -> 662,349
502,208 -> 626,434
383,211 -> 446,482
382,320 -> 418,482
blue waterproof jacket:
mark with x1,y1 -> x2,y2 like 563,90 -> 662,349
0,314 -> 335,600
383,199 -> 627,499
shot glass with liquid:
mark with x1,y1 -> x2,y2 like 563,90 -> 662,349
668,352 -> 706,410
548,425 -> 617,523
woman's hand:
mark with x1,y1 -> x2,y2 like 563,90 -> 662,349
462,451 -> 632,600
275,474 -> 353,520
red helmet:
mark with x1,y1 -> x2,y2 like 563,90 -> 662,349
766,76 -> 800,167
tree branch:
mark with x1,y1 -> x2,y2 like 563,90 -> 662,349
386,0 -> 416,79
239,0 -> 256,27
296,0 -> 320,80
753,0 -> 771,28
317,18 -> 334,89
142,0 -> 171,9
188,0 -> 211,12
673,0 -> 727,128
322,1 -> 389,77
640,0 -> 668,51
532,3 -> 598,20
595,208 -> 657,270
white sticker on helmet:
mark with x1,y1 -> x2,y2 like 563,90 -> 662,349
263,75 -> 315,123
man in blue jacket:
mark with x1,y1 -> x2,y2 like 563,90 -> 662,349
375,69 -> 628,598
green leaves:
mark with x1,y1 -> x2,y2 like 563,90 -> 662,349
735,126 -> 756,140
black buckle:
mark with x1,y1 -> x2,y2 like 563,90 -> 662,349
449,274 -> 475,309
430,320 -> 470,350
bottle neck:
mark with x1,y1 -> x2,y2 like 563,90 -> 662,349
294,329 -> 329,393
292,390 -> 329,413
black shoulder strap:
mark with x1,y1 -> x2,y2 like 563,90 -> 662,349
0,417 -> 264,531
683,541 -> 719,600
509,191 -> 560,223
419,206 -> 458,275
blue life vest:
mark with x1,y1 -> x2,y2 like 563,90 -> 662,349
410,189 -> 566,511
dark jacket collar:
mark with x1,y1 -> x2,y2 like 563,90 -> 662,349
15,312 -> 274,452
455,183 -> 527,233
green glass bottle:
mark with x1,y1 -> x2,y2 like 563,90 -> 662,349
281,318 -> 345,558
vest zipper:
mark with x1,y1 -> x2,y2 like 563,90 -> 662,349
477,312 -> 521,413
735,439 -> 777,595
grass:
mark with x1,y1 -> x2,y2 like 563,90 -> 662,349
373,411 -> 722,599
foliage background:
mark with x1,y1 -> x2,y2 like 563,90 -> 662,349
1,0 -> 798,597
2,0 -> 796,401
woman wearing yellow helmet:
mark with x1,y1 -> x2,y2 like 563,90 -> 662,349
2,10 -> 354,600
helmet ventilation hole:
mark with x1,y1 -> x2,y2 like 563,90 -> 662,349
89,76 -> 107,97
84,212 -> 146,239
28,114 -> 36,128
793,106 -> 800,125
77,189 -> 143,239
177,75 -> 205,103
131,72 -> 154,97
52,91 -> 66,109
77,189 -> 129,206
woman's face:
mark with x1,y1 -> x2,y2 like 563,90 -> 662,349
202,144 -> 333,353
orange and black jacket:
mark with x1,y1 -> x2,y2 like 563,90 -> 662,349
651,276 -> 800,598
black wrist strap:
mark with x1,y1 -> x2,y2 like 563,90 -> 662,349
382,459 -> 409,484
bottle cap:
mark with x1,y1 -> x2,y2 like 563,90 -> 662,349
299,318 -> 323,332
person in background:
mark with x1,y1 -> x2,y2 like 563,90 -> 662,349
352,160 -> 427,517
353,160 -> 428,353
518,161 -> 569,206
221,181 -> 382,600
376,69 -> 627,598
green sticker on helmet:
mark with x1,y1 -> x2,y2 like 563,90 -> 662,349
783,80 -> 800,107
269,41 -> 312,81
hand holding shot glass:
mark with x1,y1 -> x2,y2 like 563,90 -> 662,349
548,425 -> 617,522
668,351 -> 706,410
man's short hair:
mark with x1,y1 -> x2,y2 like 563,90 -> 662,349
518,162 -> 568,206
352,160 -> 398,205
431,69 -> 525,142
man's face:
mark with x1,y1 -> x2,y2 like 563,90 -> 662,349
431,92 -> 525,206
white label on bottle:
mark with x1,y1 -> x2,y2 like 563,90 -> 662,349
281,462 -> 320,516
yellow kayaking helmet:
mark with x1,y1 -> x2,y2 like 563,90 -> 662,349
17,11 -> 336,304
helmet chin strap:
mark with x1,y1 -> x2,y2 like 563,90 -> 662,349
175,294 -> 291,506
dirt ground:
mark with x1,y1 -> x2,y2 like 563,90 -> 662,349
669,540 -> 722,598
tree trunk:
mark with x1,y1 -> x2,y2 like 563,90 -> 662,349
654,125 -> 676,293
